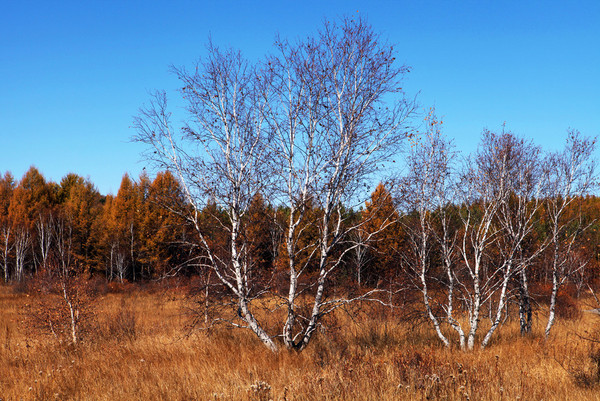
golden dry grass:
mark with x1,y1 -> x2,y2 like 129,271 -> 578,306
1,284 -> 600,400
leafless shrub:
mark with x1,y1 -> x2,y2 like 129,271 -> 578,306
24,266 -> 97,345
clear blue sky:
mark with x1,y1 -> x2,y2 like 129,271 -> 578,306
2,0 -> 599,195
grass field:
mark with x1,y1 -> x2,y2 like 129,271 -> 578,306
1,283 -> 600,400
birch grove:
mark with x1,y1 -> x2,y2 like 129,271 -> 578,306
402,124 -> 574,350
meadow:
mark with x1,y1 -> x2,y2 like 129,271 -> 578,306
1,283 -> 600,401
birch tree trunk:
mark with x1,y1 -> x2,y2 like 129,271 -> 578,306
36,213 -> 53,270
14,229 -> 30,282
0,227 -> 12,282
518,268 -> 532,335
401,110 -> 454,348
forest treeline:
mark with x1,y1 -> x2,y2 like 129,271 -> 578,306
0,168 -> 193,283
0,166 -> 408,284
1,165 -> 599,291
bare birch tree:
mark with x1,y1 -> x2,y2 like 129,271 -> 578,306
54,213 -> 73,275
265,17 -> 415,351
483,132 -> 544,339
399,109 -> 456,348
135,44 -> 277,350
0,226 -> 12,282
27,258 -> 95,346
36,212 -> 53,270
543,130 -> 596,338
457,138 -> 507,350
350,228 -> 372,287
448,129 -> 543,349
135,17 -> 416,352
0,172 -> 14,282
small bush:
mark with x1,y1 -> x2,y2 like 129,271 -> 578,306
571,347 -> 600,388
107,280 -> 135,294
85,275 -> 109,296
556,292 -> 581,320
23,269 -> 97,345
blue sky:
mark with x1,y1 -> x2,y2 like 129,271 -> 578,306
1,0 -> 599,194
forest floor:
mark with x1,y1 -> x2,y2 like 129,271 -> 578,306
1,283 -> 600,400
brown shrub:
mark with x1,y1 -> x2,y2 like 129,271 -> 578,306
23,269 -> 98,345
555,291 -> 582,320
106,280 -> 135,294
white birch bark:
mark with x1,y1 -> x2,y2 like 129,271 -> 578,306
14,228 -> 30,282
0,226 -> 12,282
36,213 -> 53,270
